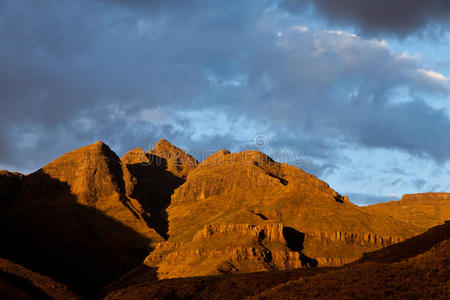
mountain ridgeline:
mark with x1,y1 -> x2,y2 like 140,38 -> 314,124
0,139 -> 449,297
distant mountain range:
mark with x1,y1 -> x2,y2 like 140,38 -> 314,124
0,140 -> 449,298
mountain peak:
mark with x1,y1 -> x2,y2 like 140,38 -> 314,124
94,140 -> 105,145
154,139 -> 176,151
121,147 -> 149,165
60,141 -> 118,160
33,141 -> 124,204
86,140 -> 107,149
149,140 -> 198,178
201,150 -> 273,168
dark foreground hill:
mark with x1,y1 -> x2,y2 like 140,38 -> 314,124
0,258 -> 80,300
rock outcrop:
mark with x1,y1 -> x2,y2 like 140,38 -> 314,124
145,222 -> 317,278
192,223 -> 285,242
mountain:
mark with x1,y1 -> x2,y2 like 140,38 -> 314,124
103,221 -> 450,299
362,193 -> 450,230
143,149 -> 422,279
0,140 -> 448,297
0,140 -> 196,295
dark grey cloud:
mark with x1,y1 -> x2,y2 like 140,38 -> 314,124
0,0 -> 277,172
0,0 -> 449,194
281,0 -> 450,37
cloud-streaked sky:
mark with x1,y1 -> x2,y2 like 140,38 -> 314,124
1,0 -> 450,205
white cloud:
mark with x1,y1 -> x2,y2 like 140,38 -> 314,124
417,69 -> 449,81
291,25 -> 308,32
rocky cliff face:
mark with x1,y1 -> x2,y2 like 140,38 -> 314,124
145,222 -> 316,278
192,223 -> 285,242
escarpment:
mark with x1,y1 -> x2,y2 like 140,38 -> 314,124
145,221 -> 410,280
145,223 -> 317,278
192,223 -> 285,242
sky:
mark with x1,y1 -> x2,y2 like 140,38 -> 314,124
1,0 -> 450,205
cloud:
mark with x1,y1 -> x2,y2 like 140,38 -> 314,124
0,0 -> 450,188
418,69 -> 449,81
280,0 -> 450,37
252,28 -> 450,161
